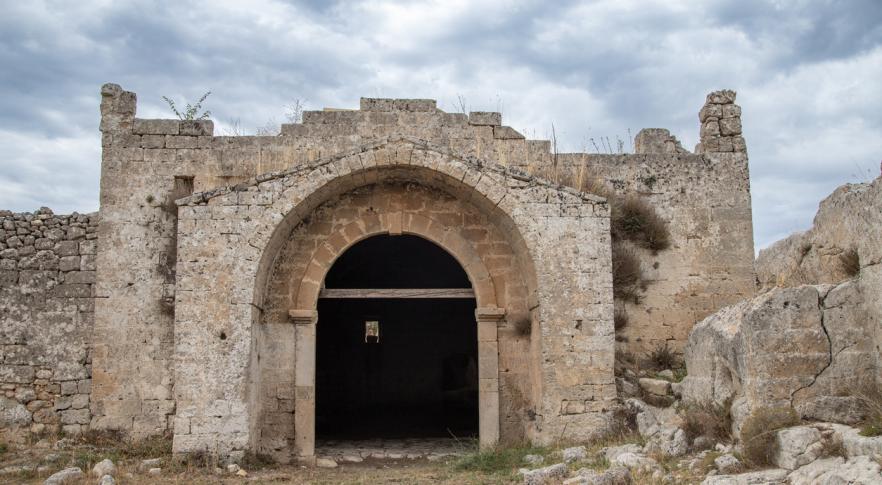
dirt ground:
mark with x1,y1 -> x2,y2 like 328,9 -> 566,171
0,440 -> 517,484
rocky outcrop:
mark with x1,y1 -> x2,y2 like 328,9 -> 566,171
681,281 -> 876,431
756,176 -> 881,291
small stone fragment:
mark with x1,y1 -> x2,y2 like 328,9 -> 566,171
522,462 -> 568,485
139,458 -> 161,471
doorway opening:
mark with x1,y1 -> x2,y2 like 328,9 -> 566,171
315,234 -> 479,440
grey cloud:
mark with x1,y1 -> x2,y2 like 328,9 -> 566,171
0,0 -> 879,251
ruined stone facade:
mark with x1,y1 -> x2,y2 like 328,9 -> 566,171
0,83 -> 755,461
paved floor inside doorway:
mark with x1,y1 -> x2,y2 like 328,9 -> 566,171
315,438 -> 476,462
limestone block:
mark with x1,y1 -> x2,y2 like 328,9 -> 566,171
719,117 -> 742,136
493,126 -> 525,140
0,397 -> 31,426
638,378 -> 671,396
179,120 -> 213,136
701,469 -> 788,485
469,112 -> 501,126
133,119 -> 180,135
772,426 -> 823,470
680,284 -> 874,431
787,456 -> 882,485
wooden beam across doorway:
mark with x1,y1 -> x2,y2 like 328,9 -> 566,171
318,288 -> 475,299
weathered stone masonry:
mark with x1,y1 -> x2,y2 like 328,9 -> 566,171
0,83 -> 756,463
0,209 -> 97,435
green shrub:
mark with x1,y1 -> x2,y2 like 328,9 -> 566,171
740,406 -> 799,467
455,444 -> 549,475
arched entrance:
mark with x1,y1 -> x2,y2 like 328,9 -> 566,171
315,234 -> 479,441
287,209 -> 507,457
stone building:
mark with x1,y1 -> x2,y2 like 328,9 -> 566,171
0,83 -> 754,462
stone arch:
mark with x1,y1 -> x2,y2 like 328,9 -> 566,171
285,210 -> 506,456
293,212 -> 499,311
249,137 -> 542,323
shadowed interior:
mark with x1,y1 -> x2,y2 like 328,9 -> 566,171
316,235 -> 479,440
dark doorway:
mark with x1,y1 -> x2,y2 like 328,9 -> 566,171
315,235 -> 479,440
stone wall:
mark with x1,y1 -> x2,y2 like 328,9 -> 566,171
172,136 -> 615,459
0,208 -> 97,438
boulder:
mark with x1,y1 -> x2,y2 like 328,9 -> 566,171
522,463 -> 568,485
562,446 -> 587,463
627,399 -> 686,456
681,282 -> 876,433
92,459 -> 116,478
316,457 -> 337,468
99,475 -> 116,485
772,426 -> 824,470
700,468 -> 789,484
43,467 -> 84,485
713,454 -> 742,474
638,378 -> 671,396
787,456 -> 882,485
829,423 -> 882,458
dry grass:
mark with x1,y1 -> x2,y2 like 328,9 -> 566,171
613,306 -> 629,332
840,248 -> 861,277
645,343 -> 678,371
856,390 -> 882,437
610,196 -> 671,252
681,400 -> 733,445
612,242 -> 643,303
740,406 -> 799,468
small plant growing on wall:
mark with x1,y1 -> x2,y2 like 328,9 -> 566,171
162,91 -> 212,120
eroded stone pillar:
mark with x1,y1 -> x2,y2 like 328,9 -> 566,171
475,306 -> 505,449
289,309 -> 317,459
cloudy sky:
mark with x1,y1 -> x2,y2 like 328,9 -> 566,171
1,0 -> 880,250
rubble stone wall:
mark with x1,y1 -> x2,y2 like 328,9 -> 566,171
0,209 -> 98,437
